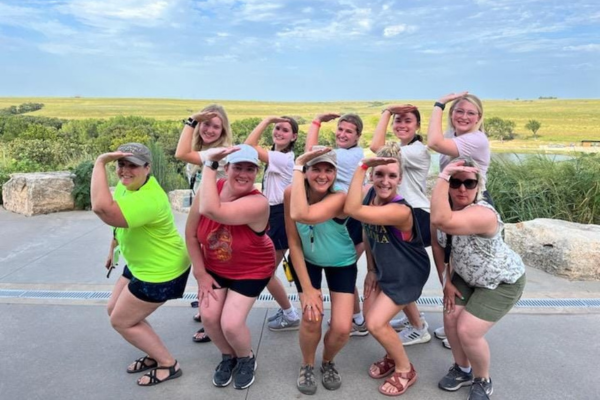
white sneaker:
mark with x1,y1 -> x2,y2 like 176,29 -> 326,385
349,319 -> 369,337
442,338 -> 451,349
390,312 -> 425,332
434,326 -> 447,340
399,321 -> 431,346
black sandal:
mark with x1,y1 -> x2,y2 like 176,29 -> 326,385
137,361 -> 182,386
193,328 -> 211,343
193,313 -> 202,323
127,356 -> 158,374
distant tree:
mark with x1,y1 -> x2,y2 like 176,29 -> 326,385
484,117 -> 516,141
525,120 -> 542,140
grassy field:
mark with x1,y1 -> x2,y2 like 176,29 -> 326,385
1,97 -> 599,146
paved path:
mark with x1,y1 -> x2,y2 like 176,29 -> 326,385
1,208 -> 599,400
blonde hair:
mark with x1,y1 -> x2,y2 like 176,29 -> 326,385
446,94 -> 484,134
192,104 -> 233,151
375,141 -> 403,180
449,156 -> 484,203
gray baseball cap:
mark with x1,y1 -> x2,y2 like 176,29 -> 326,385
117,143 -> 152,166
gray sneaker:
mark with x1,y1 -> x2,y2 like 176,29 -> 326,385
390,312 -> 425,332
438,363 -> 473,391
297,365 -> 317,395
233,354 -> 257,390
212,354 -> 237,387
399,322 -> 431,346
320,361 -> 342,390
268,312 -> 300,331
349,320 -> 369,337
267,308 -> 283,322
468,377 -> 493,399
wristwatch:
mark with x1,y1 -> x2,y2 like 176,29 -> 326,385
185,117 -> 199,128
204,160 -> 219,170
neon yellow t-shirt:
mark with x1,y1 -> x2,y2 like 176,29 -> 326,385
114,176 -> 189,282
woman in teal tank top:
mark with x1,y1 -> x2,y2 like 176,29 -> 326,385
284,147 -> 357,395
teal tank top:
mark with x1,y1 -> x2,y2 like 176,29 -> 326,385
296,218 -> 357,267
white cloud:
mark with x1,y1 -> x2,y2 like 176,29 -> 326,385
383,24 -> 417,37
563,44 -> 600,52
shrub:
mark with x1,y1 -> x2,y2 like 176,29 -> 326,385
71,161 -> 94,210
484,117 -> 516,141
147,141 -> 187,192
487,154 -> 600,225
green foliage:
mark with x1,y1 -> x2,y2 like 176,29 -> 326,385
484,117 -> 516,141
231,117 -> 262,145
7,138 -> 60,169
525,119 -> 542,139
488,154 -> 600,225
147,141 -> 187,192
71,161 -> 94,210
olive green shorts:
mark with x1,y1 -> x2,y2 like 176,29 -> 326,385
453,273 -> 526,322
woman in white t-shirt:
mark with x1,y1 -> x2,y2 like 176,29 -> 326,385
245,116 -> 301,330
175,103 -> 233,342
370,104 -> 432,347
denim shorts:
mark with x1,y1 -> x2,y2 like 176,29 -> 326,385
123,266 -> 190,303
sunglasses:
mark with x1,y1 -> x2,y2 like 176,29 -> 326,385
449,178 -> 478,190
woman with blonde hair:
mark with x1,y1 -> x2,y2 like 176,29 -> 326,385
175,103 -> 233,342
344,143 -> 430,396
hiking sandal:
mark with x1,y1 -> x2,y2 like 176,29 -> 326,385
369,354 -> 395,379
137,361 -> 183,387
378,363 -> 417,396
127,356 -> 157,374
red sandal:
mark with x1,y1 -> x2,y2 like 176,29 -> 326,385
378,363 -> 417,396
368,354 -> 395,379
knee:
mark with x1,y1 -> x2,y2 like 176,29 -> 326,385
221,317 -> 244,338
443,311 -> 460,330
106,303 -> 114,317
109,315 -> 128,332
365,318 -> 384,337
328,322 -> 352,341
301,317 -> 322,334
456,322 -> 480,344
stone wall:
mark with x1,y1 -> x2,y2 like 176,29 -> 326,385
2,172 -> 75,216
505,219 -> 600,281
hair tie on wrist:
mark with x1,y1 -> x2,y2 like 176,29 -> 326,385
312,120 -> 321,128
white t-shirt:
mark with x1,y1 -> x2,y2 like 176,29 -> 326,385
439,130 -> 490,189
186,148 -> 227,192
263,150 -> 295,205
398,141 -> 431,211
334,146 -> 364,192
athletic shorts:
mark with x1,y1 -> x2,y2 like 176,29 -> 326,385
413,208 -> 431,247
206,269 -> 271,298
267,204 -> 288,250
453,272 -> 526,322
123,266 -> 190,303
345,217 -> 364,245
289,259 -> 357,294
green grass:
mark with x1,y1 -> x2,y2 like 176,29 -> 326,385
1,97 -> 599,147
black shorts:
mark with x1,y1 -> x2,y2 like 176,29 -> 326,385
345,217 -> 364,245
289,259 -> 357,294
123,266 -> 190,303
413,208 -> 431,247
206,269 -> 271,298
267,204 -> 288,250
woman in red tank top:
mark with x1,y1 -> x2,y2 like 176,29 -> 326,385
185,144 -> 275,390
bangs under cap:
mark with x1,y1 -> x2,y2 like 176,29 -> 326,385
306,146 -> 337,168
225,144 -> 260,167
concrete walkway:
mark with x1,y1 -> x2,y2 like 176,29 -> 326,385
1,208 -> 599,400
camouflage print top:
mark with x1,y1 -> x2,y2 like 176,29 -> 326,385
436,201 -> 525,289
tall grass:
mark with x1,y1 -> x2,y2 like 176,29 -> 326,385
147,141 -> 187,193
487,153 -> 600,224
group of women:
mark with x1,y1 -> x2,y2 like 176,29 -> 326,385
90,92 -> 526,400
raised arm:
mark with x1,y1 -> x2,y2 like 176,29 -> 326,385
430,161 -> 497,236
305,112 -> 340,151
427,92 -> 467,156
198,147 -> 269,230
344,157 -> 412,229
244,116 -> 290,163
175,111 -> 218,164
91,152 -> 128,227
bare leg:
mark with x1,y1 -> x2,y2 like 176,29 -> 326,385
298,293 -> 322,366
201,288 -> 235,356
322,292 -> 354,362
403,302 -> 424,329
266,250 -> 293,310
444,305 -> 470,367
353,243 -> 365,315
220,290 -> 259,358
457,311 -> 494,379
110,286 -> 179,384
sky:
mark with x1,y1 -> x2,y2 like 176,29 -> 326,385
0,0 -> 598,101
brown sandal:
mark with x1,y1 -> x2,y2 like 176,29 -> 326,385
378,363 -> 417,396
369,354 -> 395,379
